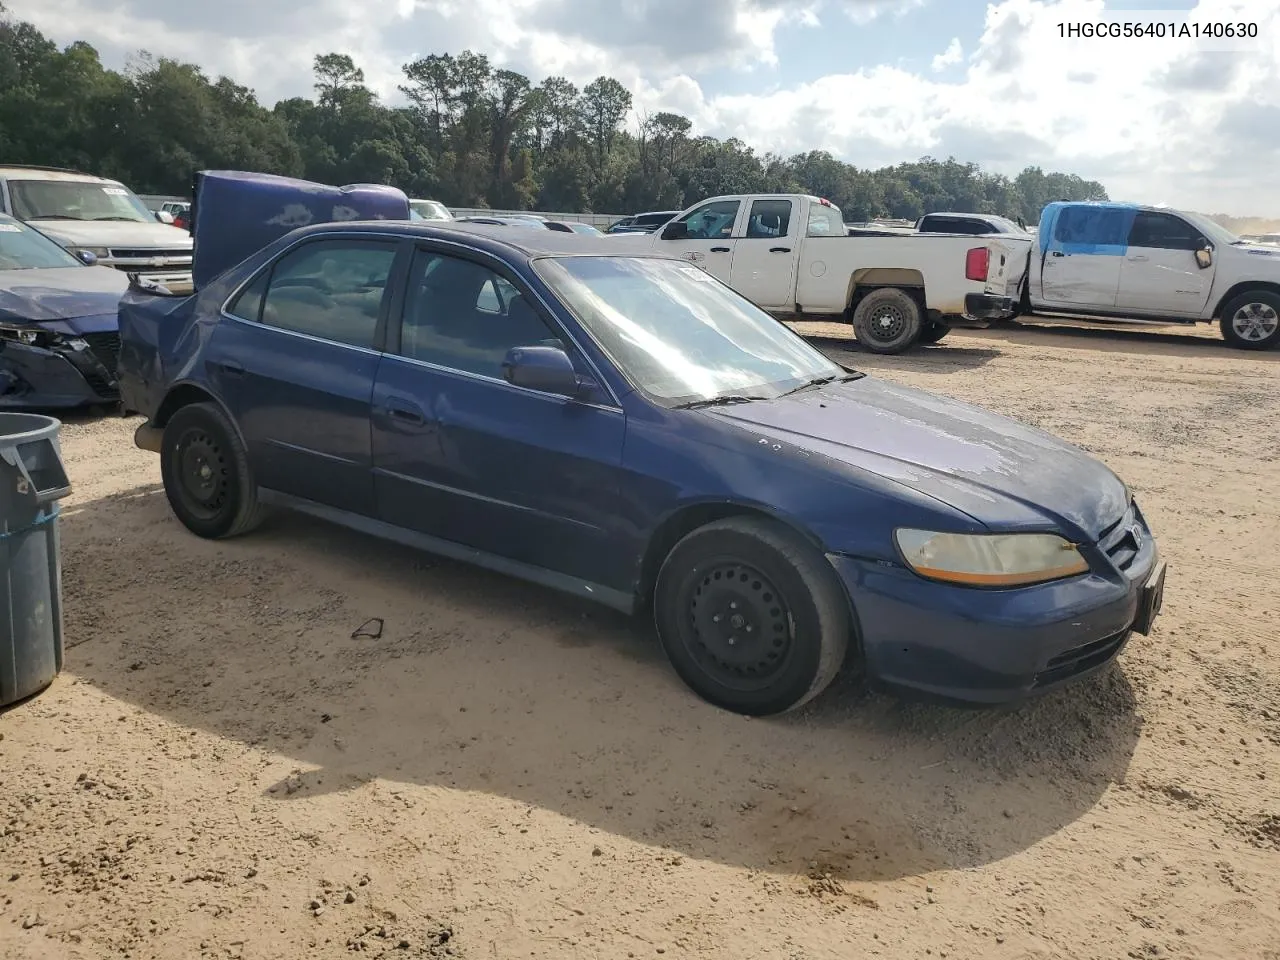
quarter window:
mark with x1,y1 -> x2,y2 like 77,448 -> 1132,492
252,240 -> 398,348
398,251 -> 561,379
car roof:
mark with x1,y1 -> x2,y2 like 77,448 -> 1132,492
0,166 -> 119,183
287,219 -> 674,260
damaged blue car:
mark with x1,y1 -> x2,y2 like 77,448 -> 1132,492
118,171 -> 1167,717
0,213 -> 128,408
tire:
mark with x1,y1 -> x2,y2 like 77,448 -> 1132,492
160,401 -> 264,539
851,287 -> 923,354
653,516 -> 853,716
1219,290 -> 1280,350
919,320 -> 950,344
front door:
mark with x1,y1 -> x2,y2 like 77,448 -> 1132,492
729,197 -> 798,309
208,236 -> 404,516
1037,204 -> 1130,309
650,198 -> 742,283
1115,210 -> 1215,317
371,246 -> 630,589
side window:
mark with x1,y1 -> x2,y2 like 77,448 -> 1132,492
806,203 -> 844,237
1054,207 -> 1130,246
744,199 -> 793,239
678,200 -> 740,240
1128,212 -> 1201,251
257,239 -> 398,348
398,251 -> 560,379
226,269 -> 269,322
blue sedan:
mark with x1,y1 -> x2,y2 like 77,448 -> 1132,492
118,221 -> 1166,715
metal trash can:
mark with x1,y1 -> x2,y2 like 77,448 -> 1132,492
0,413 -> 72,707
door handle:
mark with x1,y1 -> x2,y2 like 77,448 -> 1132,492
383,398 -> 426,426
1050,251 -> 1065,257
217,360 -> 245,377
1126,255 -> 1149,262
769,246 -> 791,253
710,246 -> 730,253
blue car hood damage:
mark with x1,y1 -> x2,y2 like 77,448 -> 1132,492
710,377 -> 1128,539
0,266 -> 128,327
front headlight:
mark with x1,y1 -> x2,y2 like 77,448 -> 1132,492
894,529 -> 1089,587
70,246 -> 110,258
0,323 -> 42,346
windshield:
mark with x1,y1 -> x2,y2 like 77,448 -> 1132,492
0,217 -> 83,270
9,178 -> 154,223
1180,210 -> 1241,246
410,200 -> 452,221
534,255 -> 846,405
569,223 -> 602,235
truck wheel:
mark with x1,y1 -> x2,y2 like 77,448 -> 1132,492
852,288 -> 923,354
160,402 -> 264,539
653,517 -> 851,716
919,320 -> 950,344
1220,291 -> 1280,350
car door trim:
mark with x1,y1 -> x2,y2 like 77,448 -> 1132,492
257,487 -> 635,613
372,468 -> 604,532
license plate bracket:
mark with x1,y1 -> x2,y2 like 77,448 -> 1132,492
1132,559 -> 1167,636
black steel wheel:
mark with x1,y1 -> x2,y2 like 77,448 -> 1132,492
160,401 -> 264,539
851,287 -> 923,354
654,516 -> 853,715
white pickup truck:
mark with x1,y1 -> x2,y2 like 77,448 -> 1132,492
611,193 -> 1030,353
1018,201 -> 1280,350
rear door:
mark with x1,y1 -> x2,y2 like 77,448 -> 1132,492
208,235 -> 405,516
1114,210 -> 1214,317
728,197 -> 798,308
650,198 -> 743,283
1036,205 -> 1131,309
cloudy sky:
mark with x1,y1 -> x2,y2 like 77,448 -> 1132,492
8,0 -> 1279,216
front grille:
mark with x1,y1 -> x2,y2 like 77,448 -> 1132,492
80,368 -> 118,399
81,331 -> 120,380
1033,630 -> 1128,688
1097,501 -> 1145,572
108,248 -> 191,260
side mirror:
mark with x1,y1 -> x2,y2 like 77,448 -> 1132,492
155,210 -> 175,224
661,220 -> 689,241
1194,240 -> 1212,269
501,345 -> 586,397
75,249 -> 98,266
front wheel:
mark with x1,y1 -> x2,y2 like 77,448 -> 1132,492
1220,291 -> 1280,350
653,517 -> 852,716
851,288 -> 923,354
160,401 -> 264,539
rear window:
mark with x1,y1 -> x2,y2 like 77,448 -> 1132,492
636,212 -> 677,227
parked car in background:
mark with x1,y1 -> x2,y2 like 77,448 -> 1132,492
0,212 -> 128,407
544,220 -> 604,236
606,211 -> 681,234
409,199 -> 453,221
610,193 -> 1030,352
1019,201 -> 1280,350
117,207 -> 1165,716
455,215 -> 550,229
916,212 -> 1030,236
0,166 -> 193,284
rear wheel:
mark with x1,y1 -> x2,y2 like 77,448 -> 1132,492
1220,291 -> 1280,350
653,517 -> 852,716
919,320 -> 950,344
852,288 -> 923,354
160,402 -> 264,539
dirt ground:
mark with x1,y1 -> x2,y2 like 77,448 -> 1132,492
2,318 -> 1279,960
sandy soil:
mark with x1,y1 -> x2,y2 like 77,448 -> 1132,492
2,318 -> 1279,960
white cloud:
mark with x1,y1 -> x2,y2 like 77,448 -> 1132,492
5,0 -> 1279,215
931,37 -> 963,71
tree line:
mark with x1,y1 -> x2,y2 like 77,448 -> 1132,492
1,3 -> 1110,222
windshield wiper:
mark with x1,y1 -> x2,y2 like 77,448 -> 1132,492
93,216 -> 143,221
780,371 -> 865,396
30,214 -> 86,220
674,394 -> 770,409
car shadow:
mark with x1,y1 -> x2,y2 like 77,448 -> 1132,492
966,319 -> 1280,361
54,484 -> 1142,883
801,333 -> 1004,372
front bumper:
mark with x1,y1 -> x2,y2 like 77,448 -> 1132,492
964,292 -> 1017,320
0,333 -> 120,409
827,532 -> 1164,705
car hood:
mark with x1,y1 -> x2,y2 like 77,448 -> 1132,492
28,219 -> 193,249
708,377 -> 1128,539
0,266 -> 129,325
